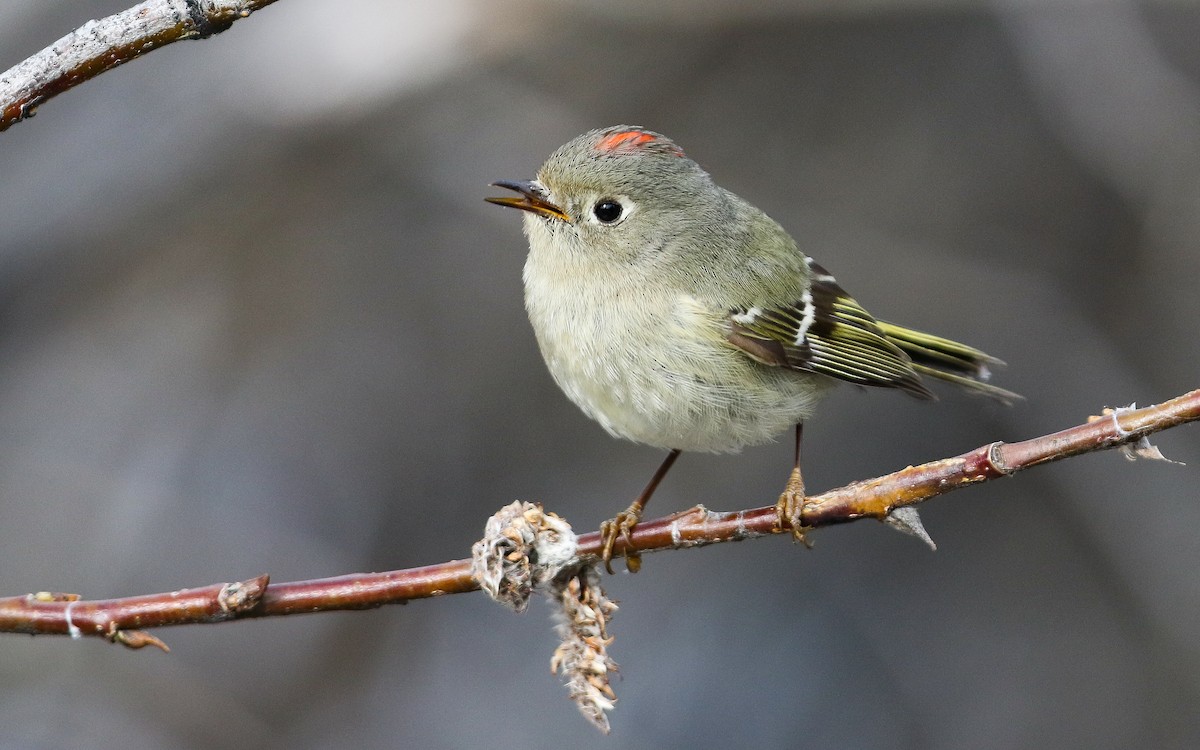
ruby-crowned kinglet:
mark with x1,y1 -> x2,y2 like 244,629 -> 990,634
487,126 -> 1018,570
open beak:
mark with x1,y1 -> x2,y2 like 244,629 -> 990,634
485,180 -> 570,222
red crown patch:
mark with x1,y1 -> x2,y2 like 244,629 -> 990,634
594,128 -> 684,157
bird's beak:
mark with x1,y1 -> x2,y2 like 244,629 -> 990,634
485,180 -> 570,222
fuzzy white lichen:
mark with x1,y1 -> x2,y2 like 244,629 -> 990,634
472,502 -> 618,731
471,501 -> 578,612
549,567 -> 619,734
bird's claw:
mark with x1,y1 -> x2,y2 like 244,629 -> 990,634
775,467 -> 813,547
599,505 -> 644,574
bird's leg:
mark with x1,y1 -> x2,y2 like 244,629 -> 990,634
599,449 -> 681,573
775,424 -> 812,545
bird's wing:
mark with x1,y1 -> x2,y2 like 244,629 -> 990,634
725,259 -> 935,398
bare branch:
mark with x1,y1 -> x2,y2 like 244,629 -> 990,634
0,0 -> 280,133
0,389 -> 1195,645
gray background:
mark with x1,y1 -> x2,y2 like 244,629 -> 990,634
1,1 -> 1198,747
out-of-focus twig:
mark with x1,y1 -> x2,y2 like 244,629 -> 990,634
0,389 -> 1195,646
0,0 -> 281,133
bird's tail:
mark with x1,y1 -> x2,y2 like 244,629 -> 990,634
877,321 -> 1022,405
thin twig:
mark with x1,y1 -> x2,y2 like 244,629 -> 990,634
0,0 -> 280,133
0,389 -> 1195,645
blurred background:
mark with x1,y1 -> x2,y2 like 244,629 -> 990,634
1,0 -> 1198,747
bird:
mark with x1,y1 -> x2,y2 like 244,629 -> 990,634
486,125 -> 1018,572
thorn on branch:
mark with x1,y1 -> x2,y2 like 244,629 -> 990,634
883,506 -> 937,550
1090,404 -> 1186,465
1121,436 -> 1184,465
109,628 -> 170,652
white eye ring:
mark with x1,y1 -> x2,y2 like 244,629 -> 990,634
587,196 -> 635,226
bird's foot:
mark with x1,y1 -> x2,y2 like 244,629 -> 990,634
775,467 -> 813,547
599,501 -> 644,574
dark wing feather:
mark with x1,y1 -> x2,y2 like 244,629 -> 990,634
729,260 -> 933,398
727,259 -> 1019,403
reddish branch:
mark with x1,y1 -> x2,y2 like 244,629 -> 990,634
1,389 -> 1196,647
0,0 -> 280,133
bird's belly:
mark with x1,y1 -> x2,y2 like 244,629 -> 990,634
527,290 -> 831,453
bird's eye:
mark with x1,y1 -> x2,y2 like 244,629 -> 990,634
593,200 -> 623,224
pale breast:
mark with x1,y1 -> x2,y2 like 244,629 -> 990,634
524,250 -> 831,452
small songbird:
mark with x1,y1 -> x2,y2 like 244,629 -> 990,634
487,126 -> 1017,571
